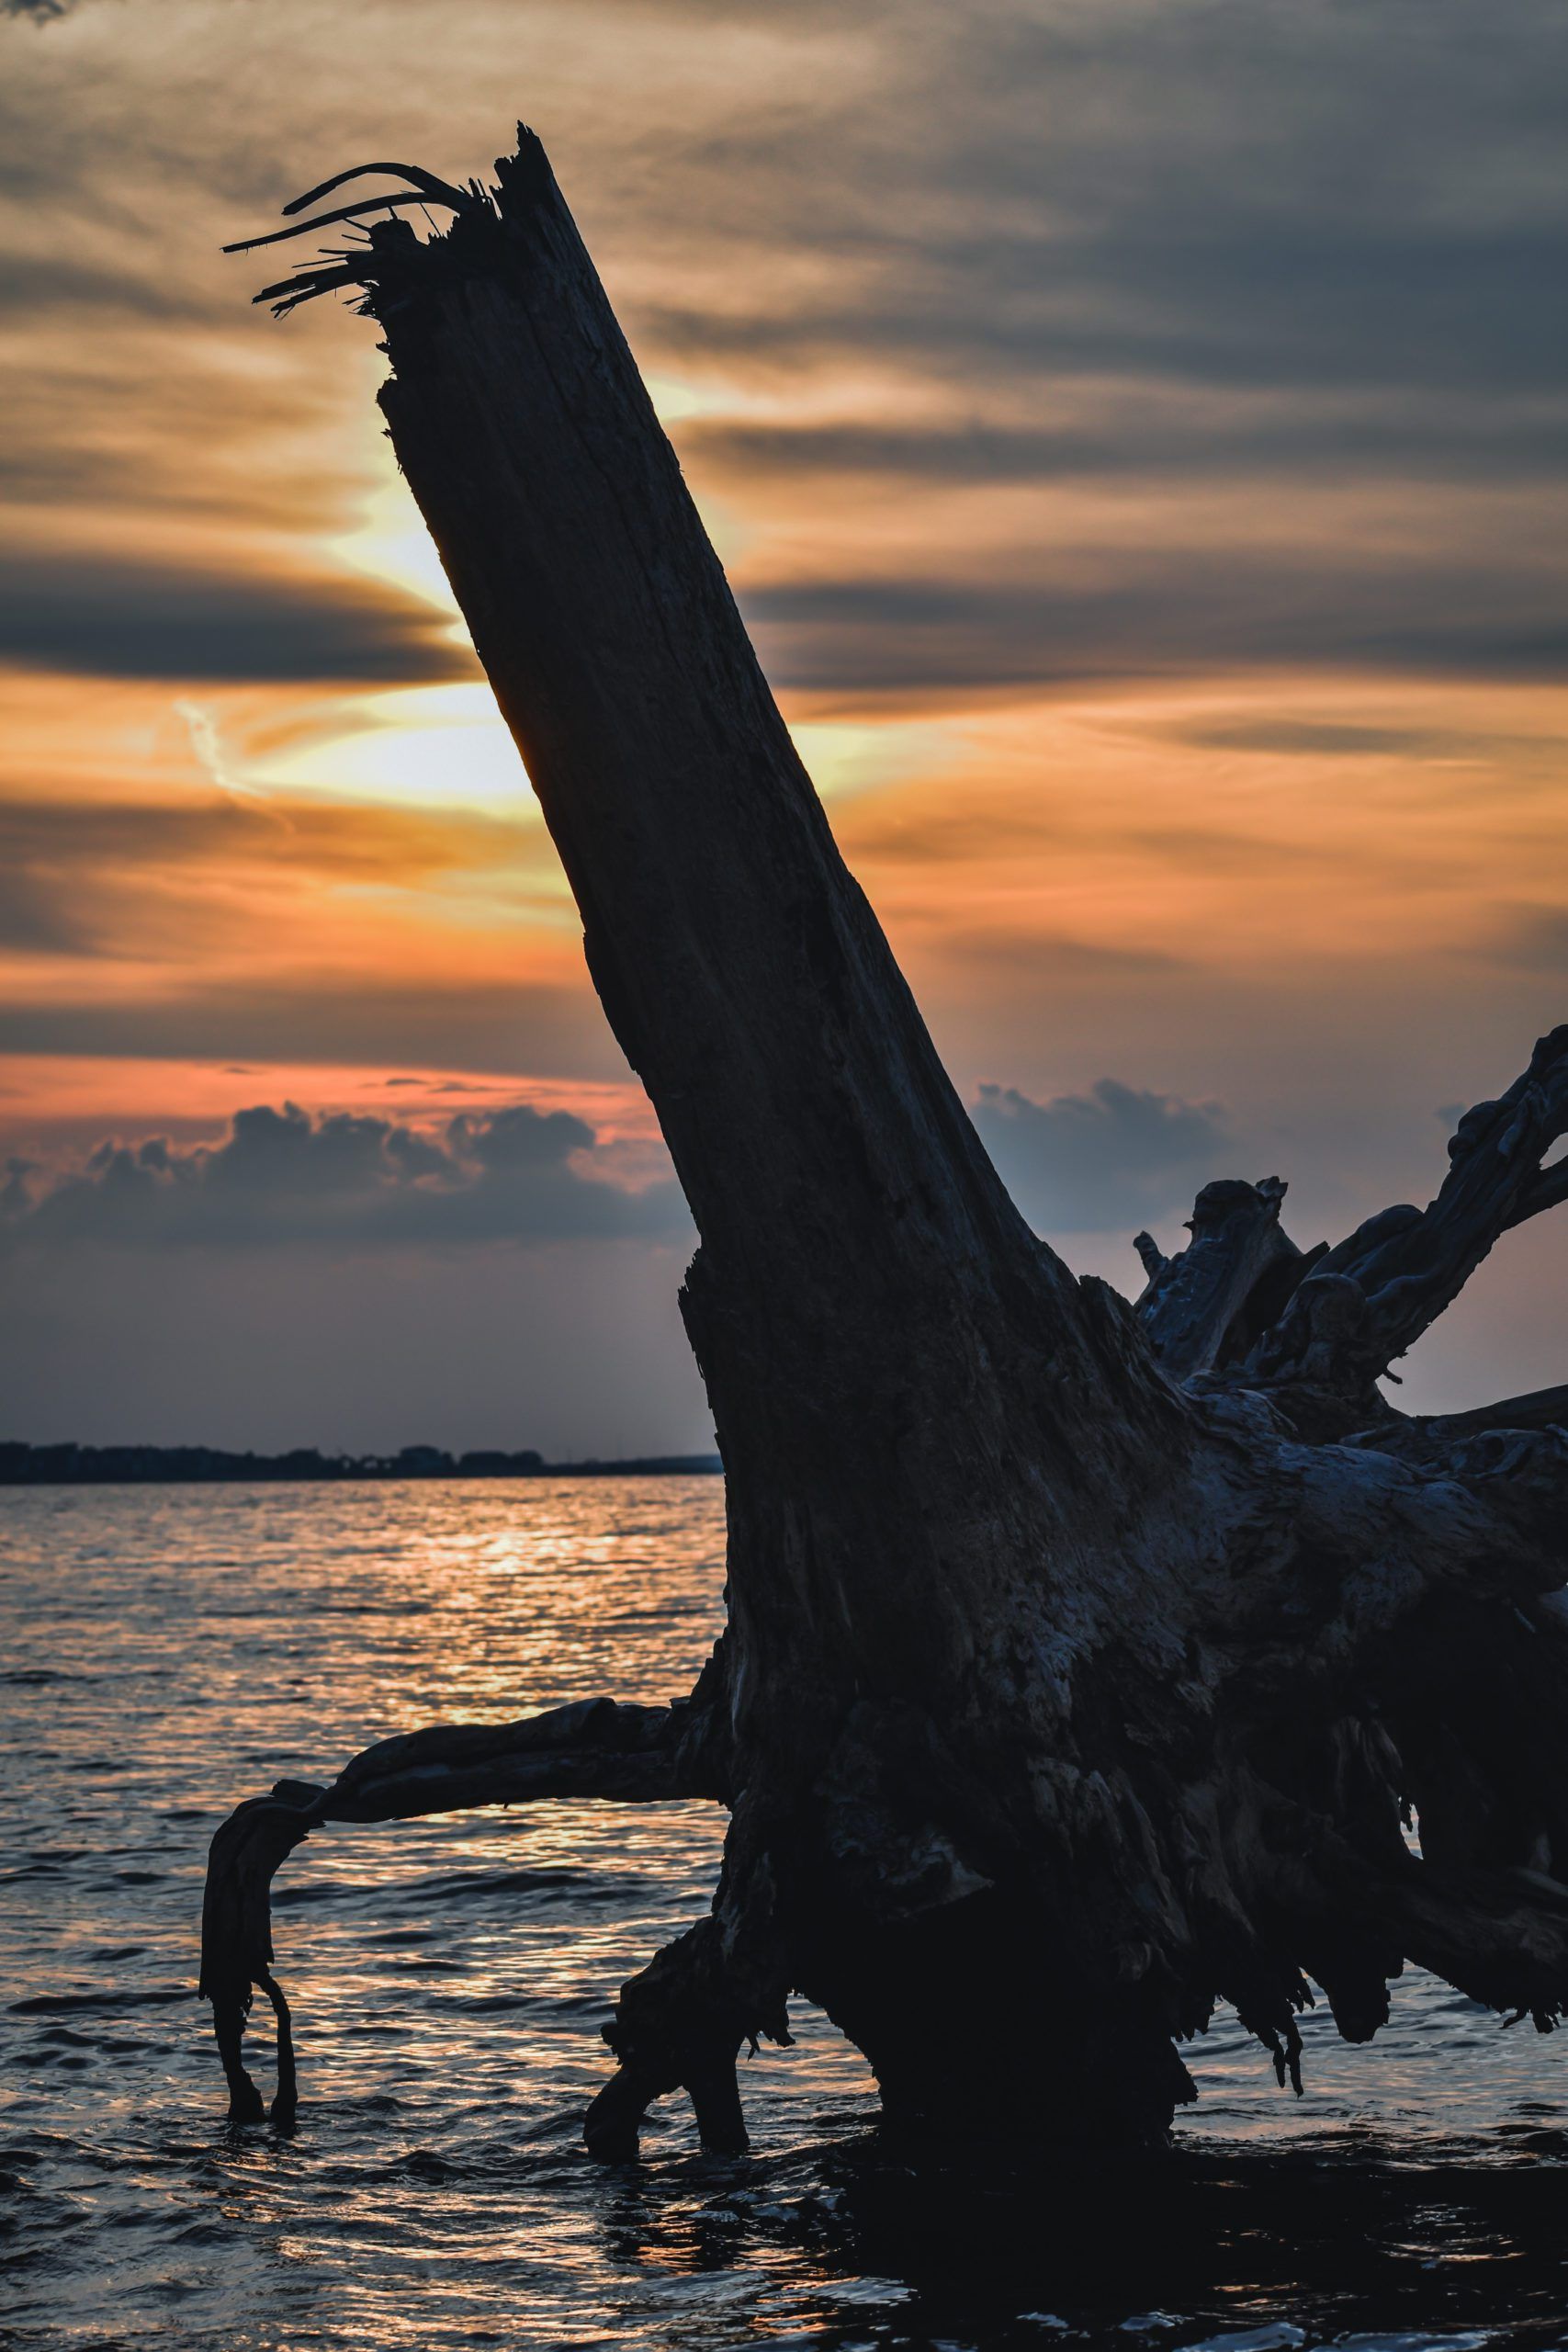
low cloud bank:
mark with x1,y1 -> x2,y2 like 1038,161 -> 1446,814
3,1080 -> 1244,1254
1,1100 -> 689,1250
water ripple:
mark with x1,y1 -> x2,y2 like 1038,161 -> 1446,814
5,1477 -> 1568,2350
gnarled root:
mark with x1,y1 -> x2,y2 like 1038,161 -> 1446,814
585,1917 -> 780,2160
1282,1838 -> 1568,2033
200,1698 -> 708,2126
586,1801 -> 793,2160
200,1782 -> 321,2124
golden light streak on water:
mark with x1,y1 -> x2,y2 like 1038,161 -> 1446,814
6,1477 -> 1568,2347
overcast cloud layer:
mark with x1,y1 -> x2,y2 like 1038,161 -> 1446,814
3,0 -> 1564,696
1,0 -> 1563,1447
4,1079 -> 1240,1252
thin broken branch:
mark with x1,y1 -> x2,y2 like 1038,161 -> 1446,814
280,162 -> 472,216
222,191 -> 465,256
1355,1382 -> 1568,1464
1246,1025 -> 1568,1405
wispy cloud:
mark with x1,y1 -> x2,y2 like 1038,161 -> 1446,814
0,785 -> 546,962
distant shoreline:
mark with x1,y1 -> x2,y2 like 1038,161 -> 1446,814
0,1442 -> 722,1487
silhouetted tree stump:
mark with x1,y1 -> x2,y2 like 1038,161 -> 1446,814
204,135 -> 1568,2154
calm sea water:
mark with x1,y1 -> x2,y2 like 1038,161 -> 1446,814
6,1478 -> 1568,2352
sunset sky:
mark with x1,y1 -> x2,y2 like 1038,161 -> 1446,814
1,0 -> 1563,1454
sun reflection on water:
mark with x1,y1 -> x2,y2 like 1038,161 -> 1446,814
6,1476 -> 1568,2350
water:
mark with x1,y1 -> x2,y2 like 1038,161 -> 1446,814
5,1479 -> 1568,2351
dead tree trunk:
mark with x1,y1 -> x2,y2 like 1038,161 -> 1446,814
205,135 -> 1568,2154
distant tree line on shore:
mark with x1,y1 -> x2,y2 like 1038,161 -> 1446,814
0,1442 -> 722,1487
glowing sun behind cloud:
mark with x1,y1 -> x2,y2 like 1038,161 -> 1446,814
0,0 -> 1562,1453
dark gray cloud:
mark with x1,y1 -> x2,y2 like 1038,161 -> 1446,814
686,402 -> 1568,493
0,866 -> 92,954
655,220 -> 1568,405
1172,719 -> 1526,761
638,0 -> 1567,399
0,976 -> 617,1078
972,1076 -> 1233,1233
0,254 -> 204,319
0,553 -> 475,685
938,931 -> 1182,982
639,0 -> 1568,699
2,1099 -> 688,1250
745,560 -> 1568,697
0,789 -> 531,871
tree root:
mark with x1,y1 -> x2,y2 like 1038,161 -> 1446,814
1286,1839 -> 1568,2032
587,1800 -> 794,2161
584,1915 -> 792,2161
201,1784 -> 319,2125
199,1698 -> 708,2125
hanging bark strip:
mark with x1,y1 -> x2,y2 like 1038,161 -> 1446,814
204,132 -> 1568,2152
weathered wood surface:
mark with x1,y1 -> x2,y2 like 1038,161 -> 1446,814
205,137 -> 1568,2154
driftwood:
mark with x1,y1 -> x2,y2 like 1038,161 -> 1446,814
203,134 -> 1568,2153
